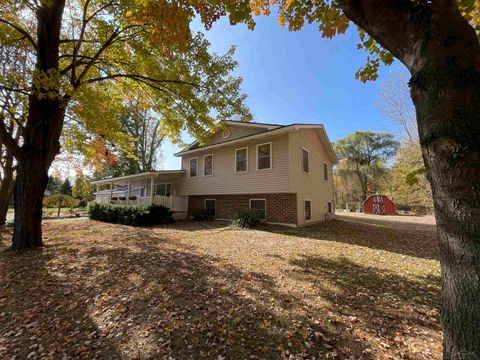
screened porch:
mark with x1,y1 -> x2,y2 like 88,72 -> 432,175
91,171 -> 187,213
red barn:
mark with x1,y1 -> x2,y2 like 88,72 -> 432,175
362,194 -> 396,215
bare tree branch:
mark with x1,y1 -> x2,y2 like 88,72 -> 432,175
0,84 -> 30,96
0,118 -> 24,160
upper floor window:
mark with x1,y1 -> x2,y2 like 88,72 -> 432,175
235,147 -> 248,173
302,147 -> 310,173
257,143 -> 272,170
155,183 -> 171,197
324,162 -> 328,180
189,157 -> 198,177
204,154 -> 213,176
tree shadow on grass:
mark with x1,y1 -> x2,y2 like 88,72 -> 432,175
0,221 -> 441,359
73,234 -> 378,359
0,221 -> 384,359
263,218 -> 439,260
153,219 -> 232,232
288,254 -> 442,358
0,245 -> 122,359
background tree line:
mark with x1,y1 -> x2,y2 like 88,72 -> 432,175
334,71 -> 434,214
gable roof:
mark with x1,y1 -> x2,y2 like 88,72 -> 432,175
183,120 -> 282,152
175,123 -> 338,164
223,120 -> 282,130
362,194 -> 396,206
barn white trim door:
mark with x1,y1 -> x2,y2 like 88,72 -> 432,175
373,204 -> 385,215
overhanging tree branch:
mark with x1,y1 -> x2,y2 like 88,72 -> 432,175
337,0 -> 424,70
82,73 -> 200,88
0,84 -> 30,96
71,0 -> 92,84
0,18 -> 37,50
74,24 -> 144,86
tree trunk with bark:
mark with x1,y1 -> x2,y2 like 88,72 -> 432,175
0,151 -> 14,225
409,10 -> 480,359
11,1 -> 67,250
339,1 -> 480,358
354,164 -> 368,203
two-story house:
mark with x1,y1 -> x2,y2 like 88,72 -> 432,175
92,120 -> 337,226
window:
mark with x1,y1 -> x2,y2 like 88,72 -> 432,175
204,154 -> 213,176
323,162 -> 328,180
155,183 -> 171,197
250,199 -> 266,220
235,147 -> 248,173
189,157 -> 198,177
205,199 -> 216,217
327,201 -> 332,213
302,147 -> 310,173
257,142 -> 272,170
304,200 -> 312,221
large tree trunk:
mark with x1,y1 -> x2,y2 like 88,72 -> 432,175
409,7 -> 480,360
12,0 -> 67,250
339,1 -> 480,358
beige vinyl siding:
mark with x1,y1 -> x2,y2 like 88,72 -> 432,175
288,129 -> 335,225
208,125 -> 267,145
181,134 -> 290,195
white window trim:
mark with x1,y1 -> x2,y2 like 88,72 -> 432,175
249,198 -> 267,220
302,147 -> 310,174
204,199 -> 216,217
304,199 -> 312,221
155,183 -> 172,197
256,142 -> 272,171
203,154 -> 214,177
189,157 -> 198,178
235,147 -> 249,173
323,161 -> 328,181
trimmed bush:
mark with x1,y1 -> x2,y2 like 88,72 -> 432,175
232,208 -> 262,228
192,208 -> 212,221
87,202 -> 174,226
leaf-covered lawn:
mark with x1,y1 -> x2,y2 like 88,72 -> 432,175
0,213 -> 441,359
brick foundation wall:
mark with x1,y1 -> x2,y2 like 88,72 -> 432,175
188,193 -> 297,225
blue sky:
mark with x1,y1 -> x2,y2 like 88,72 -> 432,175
161,15 -> 409,170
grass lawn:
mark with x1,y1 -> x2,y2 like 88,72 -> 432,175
0,213 -> 441,359
6,208 -> 87,222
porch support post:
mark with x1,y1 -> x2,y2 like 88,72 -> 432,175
150,176 -> 154,205
110,182 -> 113,202
127,180 -> 131,203
96,184 -> 99,201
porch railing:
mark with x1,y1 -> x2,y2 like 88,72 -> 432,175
95,195 -> 187,212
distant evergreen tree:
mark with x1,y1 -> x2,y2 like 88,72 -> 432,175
46,176 -> 62,194
59,179 -> 73,196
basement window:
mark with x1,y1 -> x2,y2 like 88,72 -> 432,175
250,199 -> 266,220
205,199 -> 216,217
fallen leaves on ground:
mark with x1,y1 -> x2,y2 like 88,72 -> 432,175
0,213 -> 441,359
